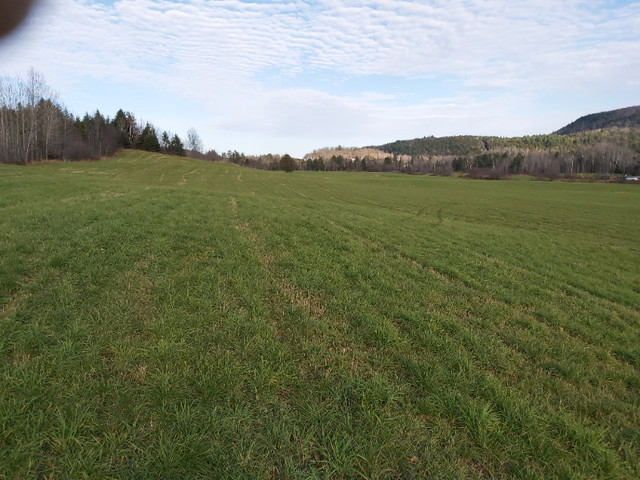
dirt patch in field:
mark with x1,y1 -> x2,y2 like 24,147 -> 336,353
1,290 -> 29,319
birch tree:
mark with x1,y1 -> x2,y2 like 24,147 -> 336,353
186,127 -> 203,153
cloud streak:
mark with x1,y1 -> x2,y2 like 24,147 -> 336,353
2,0 -> 638,155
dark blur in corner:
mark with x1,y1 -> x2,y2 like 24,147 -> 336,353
0,0 -> 37,39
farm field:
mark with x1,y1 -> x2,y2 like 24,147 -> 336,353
1,150 -> 639,479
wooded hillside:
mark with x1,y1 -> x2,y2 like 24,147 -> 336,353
360,127 -> 640,177
555,106 -> 640,135
0,70 -> 188,164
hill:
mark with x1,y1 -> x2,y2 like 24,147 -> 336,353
372,127 -> 640,160
374,135 -> 487,157
1,151 -> 639,478
350,108 -> 640,176
555,105 -> 640,134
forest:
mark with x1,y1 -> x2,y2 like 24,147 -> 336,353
0,69 -> 197,164
2,69 -> 639,178
361,129 -> 640,177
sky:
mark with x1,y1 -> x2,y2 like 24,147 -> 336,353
1,0 -> 639,157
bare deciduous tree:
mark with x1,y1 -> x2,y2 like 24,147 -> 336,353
186,127 -> 203,153
0,68 -> 54,163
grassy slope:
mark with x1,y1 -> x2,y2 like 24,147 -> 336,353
1,151 -> 639,479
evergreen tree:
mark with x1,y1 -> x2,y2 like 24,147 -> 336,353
279,154 -> 297,173
161,131 -> 170,153
111,109 -> 135,148
168,134 -> 185,156
137,123 -> 160,152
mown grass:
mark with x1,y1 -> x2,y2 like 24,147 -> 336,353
1,150 -> 639,479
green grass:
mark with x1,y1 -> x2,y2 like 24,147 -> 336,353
1,150 -> 639,479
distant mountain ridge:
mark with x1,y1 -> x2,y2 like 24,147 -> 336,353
304,106 -> 640,176
555,105 -> 640,135
364,106 -> 640,159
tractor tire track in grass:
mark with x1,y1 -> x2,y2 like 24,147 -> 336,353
251,203 -> 606,477
333,212 -> 640,381
227,195 -> 434,476
332,212 -> 639,368
230,196 -> 351,361
321,214 -> 638,476
316,224 -> 596,476
230,197 -> 348,363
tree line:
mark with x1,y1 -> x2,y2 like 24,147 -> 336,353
365,130 -> 640,177
206,131 -> 639,177
377,130 -> 640,159
302,140 -> 639,178
4,68 -> 638,178
0,69 -> 202,164
196,150 -> 299,172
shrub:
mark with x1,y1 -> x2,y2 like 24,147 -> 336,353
279,154 -> 297,173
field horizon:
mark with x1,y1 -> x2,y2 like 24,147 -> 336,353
1,150 -> 639,478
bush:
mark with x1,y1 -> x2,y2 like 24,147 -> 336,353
279,154 -> 297,173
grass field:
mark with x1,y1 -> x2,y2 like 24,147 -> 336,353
1,150 -> 639,479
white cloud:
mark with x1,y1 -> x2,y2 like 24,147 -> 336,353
1,0 -> 638,155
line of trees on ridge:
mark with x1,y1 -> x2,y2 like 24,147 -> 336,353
363,132 -> 640,177
3,69 -> 639,178
302,131 -> 640,177
0,69 -> 201,164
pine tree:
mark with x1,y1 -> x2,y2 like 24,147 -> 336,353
137,123 -> 160,152
168,134 -> 185,156
161,131 -> 170,153
279,154 -> 297,173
